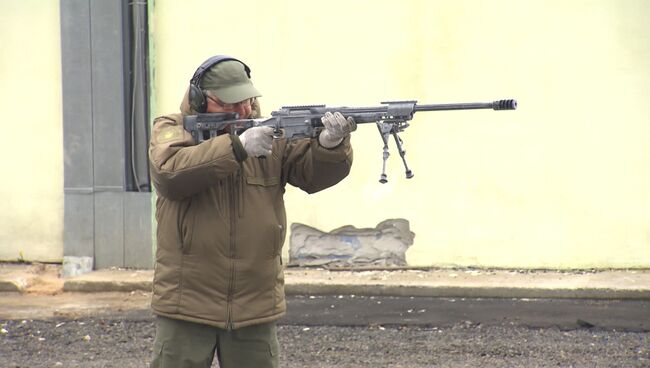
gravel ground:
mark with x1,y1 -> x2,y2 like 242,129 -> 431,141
1,316 -> 649,368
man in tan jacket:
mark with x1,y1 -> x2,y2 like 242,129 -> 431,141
148,55 -> 355,368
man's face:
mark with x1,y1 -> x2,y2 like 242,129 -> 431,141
205,92 -> 253,118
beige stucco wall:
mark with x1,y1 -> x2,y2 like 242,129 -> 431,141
150,0 -> 650,269
4,0 -> 646,268
0,1 -> 63,262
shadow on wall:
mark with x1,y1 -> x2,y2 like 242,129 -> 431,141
289,219 -> 414,267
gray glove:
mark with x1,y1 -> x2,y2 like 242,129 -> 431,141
319,111 -> 357,148
239,126 -> 274,157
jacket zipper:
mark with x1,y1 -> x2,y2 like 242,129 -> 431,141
226,171 -> 238,330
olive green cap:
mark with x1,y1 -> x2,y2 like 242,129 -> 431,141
200,60 -> 261,103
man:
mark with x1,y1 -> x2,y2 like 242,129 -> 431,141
148,55 -> 355,367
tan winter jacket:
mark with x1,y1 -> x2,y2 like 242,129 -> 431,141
148,94 -> 353,329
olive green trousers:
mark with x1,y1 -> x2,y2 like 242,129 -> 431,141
150,316 -> 279,368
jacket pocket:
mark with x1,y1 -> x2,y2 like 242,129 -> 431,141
246,176 -> 282,258
274,224 -> 284,259
177,199 -> 196,253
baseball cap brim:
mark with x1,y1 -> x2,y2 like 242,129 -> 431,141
212,81 -> 262,104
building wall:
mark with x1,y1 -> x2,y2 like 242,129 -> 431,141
1,0 -> 648,269
151,0 -> 650,268
0,1 -> 63,262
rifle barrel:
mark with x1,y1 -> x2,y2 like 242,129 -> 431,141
415,99 -> 517,111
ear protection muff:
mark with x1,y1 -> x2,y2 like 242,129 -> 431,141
188,55 -> 252,113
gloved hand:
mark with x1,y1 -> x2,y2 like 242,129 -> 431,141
239,126 -> 274,157
318,111 -> 357,148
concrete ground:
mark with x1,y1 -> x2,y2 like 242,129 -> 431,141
3,263 -> 649,368
2,262 -> 650,298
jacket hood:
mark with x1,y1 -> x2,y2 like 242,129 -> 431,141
179,86 -> 199,116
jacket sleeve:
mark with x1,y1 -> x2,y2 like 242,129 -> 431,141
149,114 -> 248,200
283,135 -> 353,194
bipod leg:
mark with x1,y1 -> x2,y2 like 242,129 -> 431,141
377,122 -> 391,183
392,131 -> 413,179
